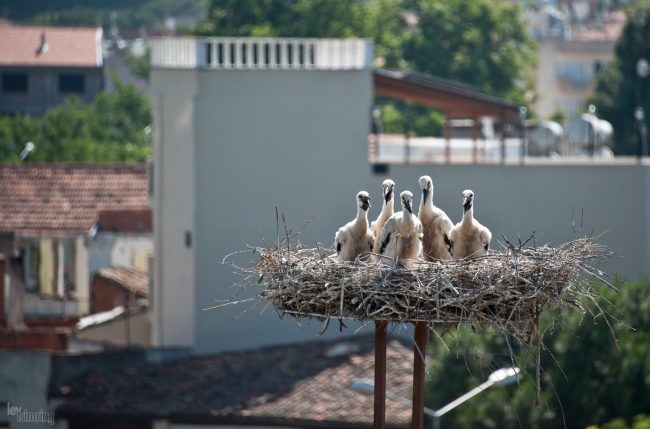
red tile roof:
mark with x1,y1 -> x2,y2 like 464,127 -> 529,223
55,335 -> 413,428
0,22 -> 102,68
0,164 -> 149,237
95,266 -> 149,296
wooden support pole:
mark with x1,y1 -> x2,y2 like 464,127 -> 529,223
374,320 -> 388,429
412,322 -> 428,429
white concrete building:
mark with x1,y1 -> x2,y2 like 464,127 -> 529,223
528,7 -> 626,118
150,37 -> 650,354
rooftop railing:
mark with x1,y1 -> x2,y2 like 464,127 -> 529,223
150,37 -> 373,70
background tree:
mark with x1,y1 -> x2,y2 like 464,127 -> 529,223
194,0 -> 536,136
425,278 -> 650,429
0,77 -> 151,163
588,0 -> 650,155
401,0 -> 537,104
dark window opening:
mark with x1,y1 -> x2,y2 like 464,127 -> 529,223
372,163 -> 390,175
593,60 -> 603,76
2,73 -> 28,93
58,74 -> 85,94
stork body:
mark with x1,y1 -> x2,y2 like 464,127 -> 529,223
417,176 -> 453,261
448,190 -> 492,259
378,190 -> 423,265
335,191 -> 374,262
371,179 -> 395,262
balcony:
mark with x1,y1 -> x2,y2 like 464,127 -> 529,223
150,37 -> 373,71
23,293 -> 81,318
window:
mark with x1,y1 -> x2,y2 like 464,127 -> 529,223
58,74 -> 85,94
555,61 -> 590,88
21,244 -> 39,293
2,73 -> 28,93
593,60 -> 606,76
63,240 -> 76,293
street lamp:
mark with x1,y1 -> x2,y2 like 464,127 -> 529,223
351,367 -> 521,429
19,141 -> 35,161
637,58 -> 649,160
519,106 -> 528,162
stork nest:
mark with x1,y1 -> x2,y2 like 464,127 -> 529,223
225,234 -> 614,343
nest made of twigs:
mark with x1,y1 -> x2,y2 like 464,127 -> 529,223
228,235 -> 613,343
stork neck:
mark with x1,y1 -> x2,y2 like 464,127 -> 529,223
381,197 -> 394,218
356,206 -> 369,229
403,209 -> 415,231
462,205 -> 474,227
420,192 -> 433,217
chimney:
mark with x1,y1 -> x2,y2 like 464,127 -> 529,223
38,31 -> 48,55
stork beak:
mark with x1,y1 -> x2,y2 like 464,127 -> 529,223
463,195 -> 472,212
405,199 -> 412,214
361,197 -> 371,211
384,186 -> 393,203
422,187 -> 430,203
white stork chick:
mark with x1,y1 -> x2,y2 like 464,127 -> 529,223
335,191 -> 374,262
371,179 -> 395,262
378,190 -> 423,266
418,176 -> 453,261
448,190 -> 492,259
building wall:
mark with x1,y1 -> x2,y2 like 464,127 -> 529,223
88,234 -> 153,274
150,69 -> 197,348
90,276 -> 142,314
75,311 -> 151,347
111,236 -> 152,271
153,67 -> 650,355
0,351 -> 53,429
190,68 -> 376,353
74,237 -> 89,315
536,40 -> 615,119
0,67 -> 103,116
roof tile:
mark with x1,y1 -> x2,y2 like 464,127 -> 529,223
0,23 -> 102,67
0,164 -> 148,237
56,335 -> 414,427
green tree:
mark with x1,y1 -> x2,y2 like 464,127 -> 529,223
588,0 -> 650,155
0,77 -> 151,163
425,278 -> 650,429
401,0 -> 537,104
195,0 -> 535,136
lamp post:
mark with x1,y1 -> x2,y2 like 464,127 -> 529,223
636,58 -> 649,160
351,367 -> 521,429
19,141 -> 35,162
519,106 -> 528,163
372,106 -> 383,162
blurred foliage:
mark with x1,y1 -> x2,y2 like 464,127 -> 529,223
549,109 -> 569,125
401,0 -> 537,104
425,278 -> 650,429
3,0 -> 207,30
121,48 -> 151,80
587,414 -> 650,429
0,77 -> 151,163
587,0 -> 650,155
195,0 -> 536,136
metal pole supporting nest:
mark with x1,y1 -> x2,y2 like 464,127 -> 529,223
374,320 -> 388,429
412,322 -> 428,429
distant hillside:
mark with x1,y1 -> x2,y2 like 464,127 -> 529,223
1,0 -> 207,31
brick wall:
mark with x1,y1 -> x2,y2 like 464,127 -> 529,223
91,275 -> 142,314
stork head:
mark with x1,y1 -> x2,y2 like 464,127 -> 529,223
418,175 -> 433,202
462,189 -> 474,213
357,191 -> 371,211
381,179 -> 395,204
400,190 -> 414,214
